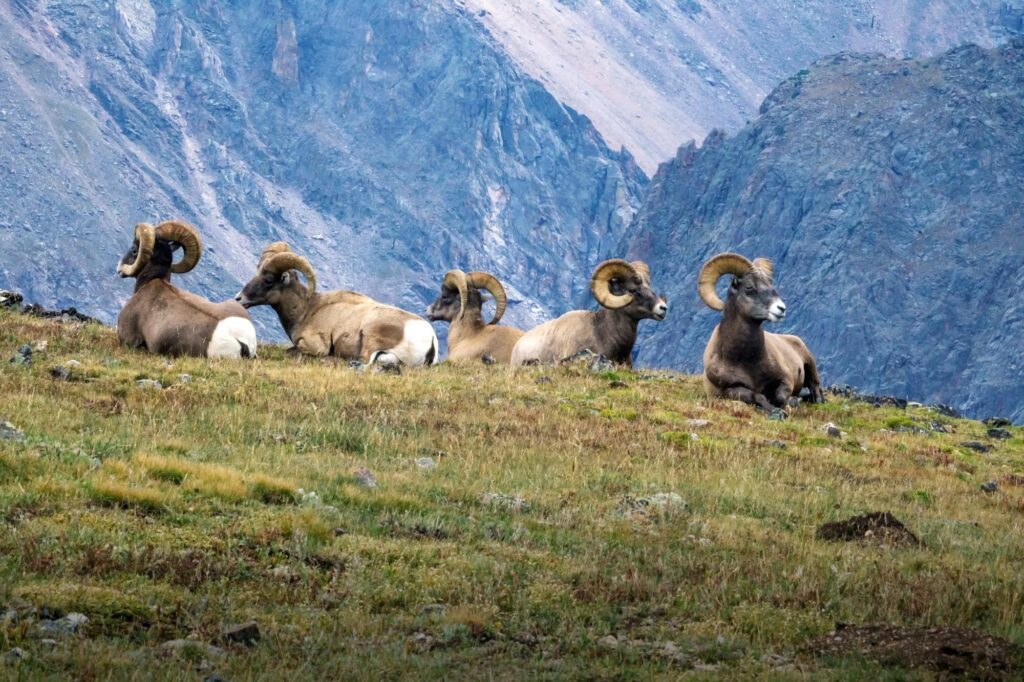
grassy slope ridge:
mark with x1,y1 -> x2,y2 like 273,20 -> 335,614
0,309 -> 1022,679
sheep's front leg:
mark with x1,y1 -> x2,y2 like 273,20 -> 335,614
726,386 -> 774,411
773,384 -> 797,409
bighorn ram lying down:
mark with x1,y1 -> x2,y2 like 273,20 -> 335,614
116,221 -> 257,358
425,270 -> 524,363
698,253 -> 823,411
236,243 -> 438,366
511,259 -> 667,366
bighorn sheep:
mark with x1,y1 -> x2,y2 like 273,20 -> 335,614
511,259 -> 667,366
425,270 -> 524,363
236,243 -> 438,366
698,253 -> 823,411
116,221 -> 257,358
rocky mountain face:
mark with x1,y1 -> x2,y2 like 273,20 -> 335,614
627,40 -> 1024,422
0,0 -> 644,338
461,0 -> 1008,173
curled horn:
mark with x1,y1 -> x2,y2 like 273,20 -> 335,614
442,270 -> 470,321
117,223 -> 156,277
259,242 -> 292,269
752,257 -> 774,281
154,220 -> 202,274
468,271 -> 507,325
697,253 -> 754,311
590,259 -> 638,310
630,260 -> 651,281
261,252 -> 317,296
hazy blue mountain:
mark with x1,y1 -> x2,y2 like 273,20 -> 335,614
627,40 -> 1024,422
0,0 -> 644,339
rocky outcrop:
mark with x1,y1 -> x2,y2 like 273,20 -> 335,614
627,40 -> 1024,422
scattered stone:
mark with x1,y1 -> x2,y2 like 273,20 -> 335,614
33,340 -> 48,352
824,422 -> 842,438
38,639 -> 58,648
609,380 -> 629,389
826,384 -> 908,409
419,603 -> 446,616
983,417 -> 1012,427
50,365 -> 71,381
0,421 -> 25,442
178,374 -> 192,384
159,639 -> 226,659
816,512 -> 921,547
415,457 -> 437,470
481,492 -> 529,512
929,403 -> 961,418
980,481 -> 999,493
347,360 -> 367,372
35,612 -> 88,638
685,418 -> 710,428
763,439 -> 787,449
222,621 -> 261,646
481,353 -> 496,365
961,441 -> 993,453
0,290 -> 24,307
806,623 -> 1021,678
534,376 -> 552,384
8,343 -> 31,366
353,467 -> 378,488
618,493 -> 688,520
38,606 -> 65,620
987,428 -> 1012,440
407,632 -> 439,651
767,408 -> 788,421
1,648 -> 27,665
136,379 -> 163,390
65,359 -> 81,367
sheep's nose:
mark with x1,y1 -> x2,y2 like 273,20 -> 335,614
234,293 -> 243,302
777,302 -> 787,312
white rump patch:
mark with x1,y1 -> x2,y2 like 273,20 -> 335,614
207,317 -> 258,359
386,319 -> 438,366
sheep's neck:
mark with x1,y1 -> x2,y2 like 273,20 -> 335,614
450,306 -> 486,342
719,304 -> 766,363
271,285 -> 313,340
133,266 -> 171,292
594,308 -> 639,363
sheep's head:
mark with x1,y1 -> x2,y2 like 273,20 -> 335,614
698,253 -> 785,322
426,270 -> 507,325
117,221 -> 201,279
590,259 -> 668,321
236,242 -> 317,308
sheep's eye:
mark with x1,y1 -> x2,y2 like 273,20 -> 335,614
745,287 -> 756,295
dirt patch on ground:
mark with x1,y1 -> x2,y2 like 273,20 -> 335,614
807,623 -> 1022,679
815,512 -> 922,547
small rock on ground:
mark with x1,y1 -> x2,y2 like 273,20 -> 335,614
0,421 -> 25,442
415,457 -> 436,470
222,621 -> 261,646
980,481 -> 999,493
35,612 -> 88,638
685,419 -> 710,428
159,639 -> 227,659
136,379 -> 163,390
8,344 -> 31,366
481,492 -> 529,512
983,417 -> 1011,427
824,422 -> 842,438
987,428 -> 1012,440
1,648 -> 27,665
353,467 -> 378,488
816,512 -> 921,547
961,441 -> 993,453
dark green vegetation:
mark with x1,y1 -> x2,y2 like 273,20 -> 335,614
1,309 -> 1022,679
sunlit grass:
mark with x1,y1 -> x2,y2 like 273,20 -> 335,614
0,308 -> 1022,678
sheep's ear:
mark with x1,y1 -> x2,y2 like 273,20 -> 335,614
280,271 -> 291,286
730,276 -> 740,288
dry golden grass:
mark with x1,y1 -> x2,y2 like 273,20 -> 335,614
0,308 -> 1022,679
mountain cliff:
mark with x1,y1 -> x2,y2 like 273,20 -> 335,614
0,0 -> 644,336
627,40 -> 1024,422
462,0 -> 1008,172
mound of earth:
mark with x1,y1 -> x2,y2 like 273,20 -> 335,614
807,623 -> 1022,679
815,512 -> 921,547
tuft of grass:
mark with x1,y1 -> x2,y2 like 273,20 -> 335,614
249,474 -> 298,505
86,481 -> 172,513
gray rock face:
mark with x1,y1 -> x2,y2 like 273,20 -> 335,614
627,40 -> 1024,423
0,1 -> 644,341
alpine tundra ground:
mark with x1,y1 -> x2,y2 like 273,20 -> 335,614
1,307 -> 1022,680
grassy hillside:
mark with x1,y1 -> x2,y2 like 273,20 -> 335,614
1,308 -> 1022,679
